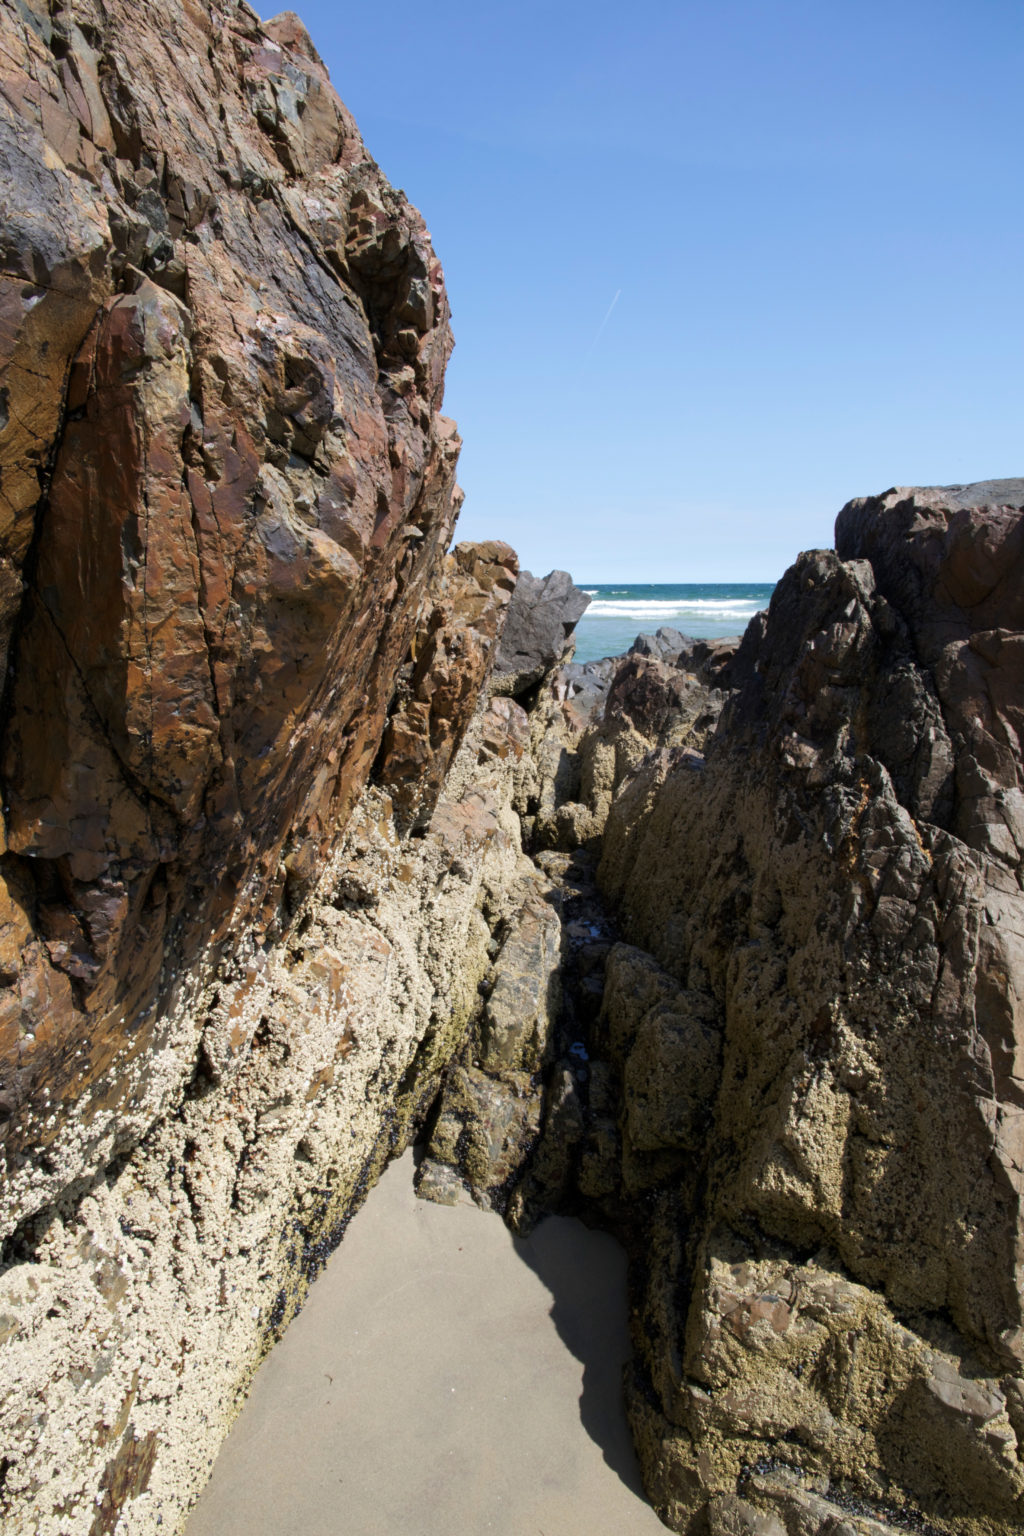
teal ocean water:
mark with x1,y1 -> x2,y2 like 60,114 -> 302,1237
571,583 -> 774,665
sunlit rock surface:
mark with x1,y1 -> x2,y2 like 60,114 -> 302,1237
1,6 -> 1022,1530
594,481 -> 1024,1534
0,2 -> 532,1529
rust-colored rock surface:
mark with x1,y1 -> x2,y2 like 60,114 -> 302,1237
376,539 -> 518,830
0,691 -> 536,1535
0,0 -> 464,1231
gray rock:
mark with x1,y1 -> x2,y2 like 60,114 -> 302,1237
493,569 -> 591,696
629,625 -> 689,660
417,890 -> 562,1210
479,896 -> 562,1071
553,655 -> 617,727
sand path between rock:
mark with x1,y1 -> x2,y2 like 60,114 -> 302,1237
186,1147 -> 665,1535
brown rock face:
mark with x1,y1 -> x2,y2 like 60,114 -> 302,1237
605,652 -> 723,743
0,691 -> 536,1534
0,0 -> 464,1232
376,539 -> 518,830
597,481 -> 1024,1533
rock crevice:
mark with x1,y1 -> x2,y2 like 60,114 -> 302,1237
1,5 -> 1023,1535
465,481 -> 1024,1536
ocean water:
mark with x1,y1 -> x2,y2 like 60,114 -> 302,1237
571,583 -> 774,665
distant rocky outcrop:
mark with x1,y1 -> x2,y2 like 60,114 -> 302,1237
492,567 -> 591,695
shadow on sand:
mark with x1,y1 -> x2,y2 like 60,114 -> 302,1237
511,1211 -> 647,1499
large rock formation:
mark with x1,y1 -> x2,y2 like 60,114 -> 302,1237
0,681 -> 542,1534
0,3 -> 537,1531
0,0 -> 468,1234
2,7 -> 1022,1533
421,481 -> 1024,1536
493,566 -> 592,696
587,481 -> 1024,1534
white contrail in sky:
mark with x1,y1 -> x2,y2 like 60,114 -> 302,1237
584,288 -> 621,363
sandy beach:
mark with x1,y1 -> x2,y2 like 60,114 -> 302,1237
186,1149 -> 666,1536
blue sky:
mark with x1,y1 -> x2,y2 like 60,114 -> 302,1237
291,0 -> 1022,581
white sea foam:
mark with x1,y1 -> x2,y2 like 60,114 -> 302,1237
585,598 -> 762,620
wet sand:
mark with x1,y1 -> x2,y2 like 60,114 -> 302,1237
187,1148 -> 666,1535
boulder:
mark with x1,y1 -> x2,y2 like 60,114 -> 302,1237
628,628 -> 745,687
629,624 -> 689,660
492,568 -> 591,695
605,652 -> 720,741
554,655 -> 618,728
417,888 -> 562,1209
